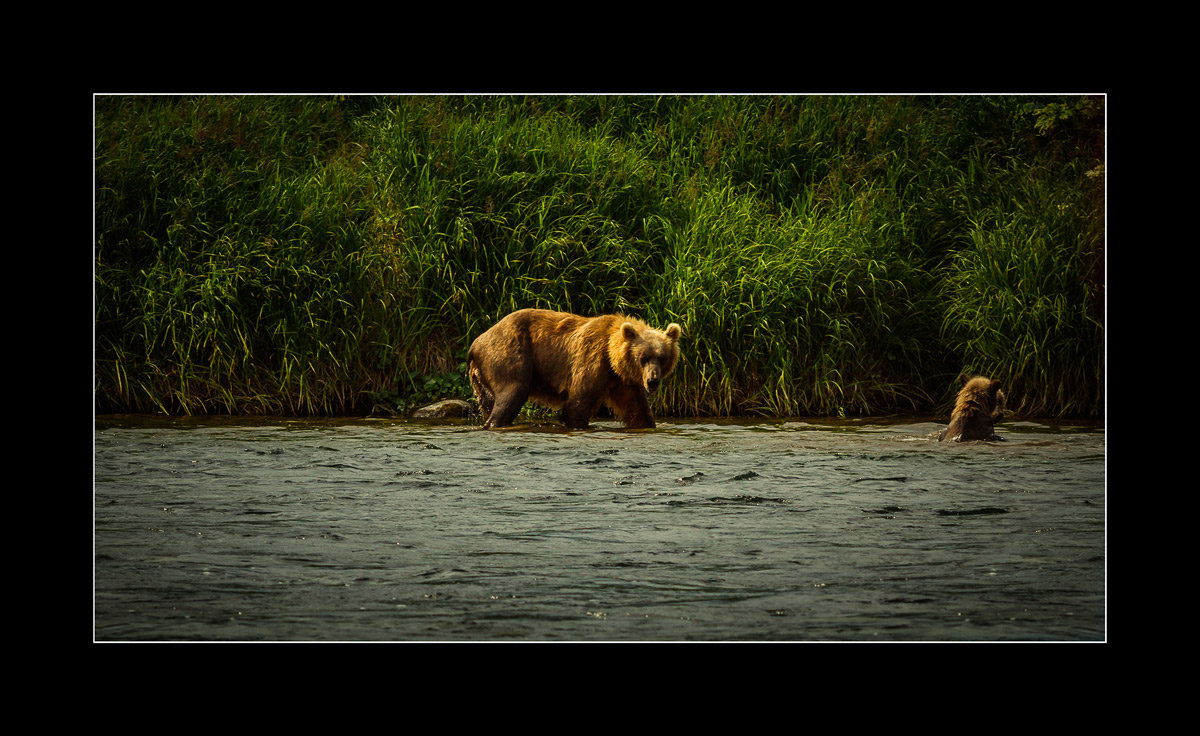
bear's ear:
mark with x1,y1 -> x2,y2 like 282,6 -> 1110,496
621,322 -> 641,342
665,323 -> 681,340
988,379 -> 1002,394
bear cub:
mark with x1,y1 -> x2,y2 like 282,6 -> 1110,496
939,375 -> 1007,442
468,308 -> 682,430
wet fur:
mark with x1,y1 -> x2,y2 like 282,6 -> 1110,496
939,376 -> 1007,442
468,308 -> 681,430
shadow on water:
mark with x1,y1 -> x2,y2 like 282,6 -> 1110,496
93,414 -> 1105,642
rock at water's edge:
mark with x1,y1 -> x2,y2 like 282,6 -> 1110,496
411,399 -> 473,419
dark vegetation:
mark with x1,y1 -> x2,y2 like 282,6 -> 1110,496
94,95 -> 1104,419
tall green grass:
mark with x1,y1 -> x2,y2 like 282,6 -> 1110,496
939,158 -> 1104,415
94,94 -> 1104,418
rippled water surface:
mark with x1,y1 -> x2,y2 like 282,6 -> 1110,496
93,415 -> 1105,642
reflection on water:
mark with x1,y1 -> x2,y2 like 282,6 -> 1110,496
93,415 -> 1105,642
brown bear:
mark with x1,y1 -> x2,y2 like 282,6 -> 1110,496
939,375 -> 1007,442
467,308 -> 682,430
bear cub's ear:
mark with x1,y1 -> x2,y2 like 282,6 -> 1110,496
621,322 -> 641,341
665,323 -> 681,340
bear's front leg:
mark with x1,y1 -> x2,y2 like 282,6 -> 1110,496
609,385 -> 655,429
619,406 -> 655,429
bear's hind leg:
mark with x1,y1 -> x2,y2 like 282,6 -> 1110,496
469,364 -> 495,424
485,386 -> 530,429
561,396 -> 599,429
562,381 -> 605,429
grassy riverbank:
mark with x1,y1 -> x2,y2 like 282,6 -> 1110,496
94,95 -> 1104,419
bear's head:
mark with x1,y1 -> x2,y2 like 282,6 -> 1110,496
614,320 -> 682,394
988,380 -> 1007,423
958,375 -> 1006,422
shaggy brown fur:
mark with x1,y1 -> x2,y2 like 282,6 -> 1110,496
468,308 -> 682,430
939,376 -> 1007,442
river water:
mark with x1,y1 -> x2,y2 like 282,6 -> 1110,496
93,415 -> 1105,642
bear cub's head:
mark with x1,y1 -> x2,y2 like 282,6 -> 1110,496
618,320 -> 682,394
987,380 -> 1007,423
974,379 -> 1003,420
960,376 -> 1007,422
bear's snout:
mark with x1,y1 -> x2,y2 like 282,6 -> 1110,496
644,363 -> 661,393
